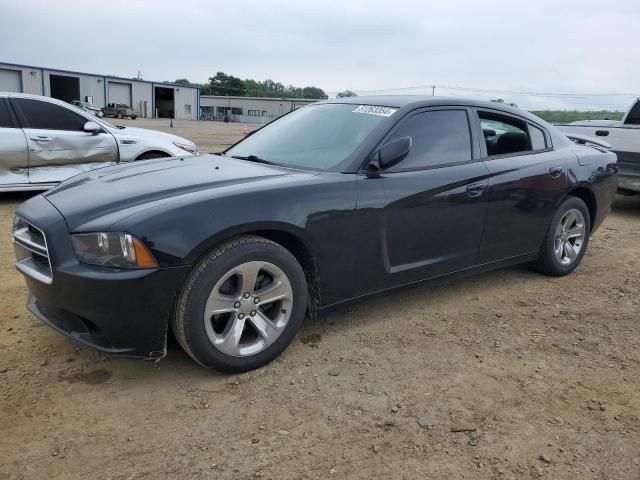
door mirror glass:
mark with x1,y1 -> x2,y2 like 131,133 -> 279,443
372,136 -> 413,169
83,121 -> 101,134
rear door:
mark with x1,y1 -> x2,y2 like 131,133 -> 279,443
474,109 -> 567,263
10,97 -> 118,184
0,98 -> 29,187
355,107 -> 490,294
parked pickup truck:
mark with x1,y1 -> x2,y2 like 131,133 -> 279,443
557,99 -> 640,194
102,103 -> 138,120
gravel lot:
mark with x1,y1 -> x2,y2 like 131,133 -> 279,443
1,120 -> 639,479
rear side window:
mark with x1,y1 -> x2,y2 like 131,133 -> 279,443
13,98 -> 87,131
386,109 -> 472,170
0,99 -> 16,128
479,112 -> 535,156
529,124 -> 547,150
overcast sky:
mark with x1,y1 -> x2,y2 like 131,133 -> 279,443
1,0 -> 638,110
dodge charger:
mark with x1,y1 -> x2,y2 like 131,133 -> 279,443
13,97 -> 618,372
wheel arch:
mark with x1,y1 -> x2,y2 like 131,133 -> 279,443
565,186 -> 597,227
187,222 -> 321,320
135,150 -> 172,161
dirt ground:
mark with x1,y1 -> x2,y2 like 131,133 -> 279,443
1,120 -> 639,480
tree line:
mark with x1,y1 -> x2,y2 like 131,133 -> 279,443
174,73 -> 358,100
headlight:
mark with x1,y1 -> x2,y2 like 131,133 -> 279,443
173,141 -> 197,154
71,232 -> 158,269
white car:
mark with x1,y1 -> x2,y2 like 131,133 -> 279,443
0,93 -> 197,191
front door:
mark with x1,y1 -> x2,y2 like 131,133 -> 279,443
355,108 -> 490,294
0,98 -> 29,187
10,97 -> 118,184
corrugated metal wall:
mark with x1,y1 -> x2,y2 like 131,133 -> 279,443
0,63 -> 200,120
42,69 -> 106,106
173,86 -> 198,120
200,96 -> 318,123
0,63 -> 43,94
132,81 -> 152,118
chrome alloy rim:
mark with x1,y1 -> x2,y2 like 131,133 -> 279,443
203,261 -> 293,357
554,208 -> 586,266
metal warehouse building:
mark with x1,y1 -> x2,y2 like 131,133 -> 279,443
200,95 -> 318,123
0,62 -> 199,120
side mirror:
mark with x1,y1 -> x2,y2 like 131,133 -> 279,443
369,136 -> 413,170
83,121 -> 101,134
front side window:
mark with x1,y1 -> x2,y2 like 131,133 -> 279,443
226,103 -> 394,171
386,109 -> 472,170
14,98 -> 87,131
479,112 -> 533,156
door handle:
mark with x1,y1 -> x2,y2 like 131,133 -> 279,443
595,130 -> 609,137
549,166 -> 564,178
30,136 -> 52,142
466,182 -> 487,197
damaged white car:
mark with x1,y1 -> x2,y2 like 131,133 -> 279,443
0,93 -> 197,191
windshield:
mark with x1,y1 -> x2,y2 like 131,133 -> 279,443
225,103 -> 396,171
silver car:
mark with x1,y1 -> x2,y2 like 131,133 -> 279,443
0,93 -> 197,191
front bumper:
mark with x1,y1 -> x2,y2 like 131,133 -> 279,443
15,195 -> 191,359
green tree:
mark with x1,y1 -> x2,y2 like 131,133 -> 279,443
174,78 -> 192,86
302,86 -> 328,99
208,72 -> 246,96
244,79 -> 264,97
337,90 -> 358,98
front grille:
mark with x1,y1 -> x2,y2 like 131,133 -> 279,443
13,217 -> 53,284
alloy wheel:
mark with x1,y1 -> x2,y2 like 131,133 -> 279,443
553,208 -> 586,266
203,261 -> 293,357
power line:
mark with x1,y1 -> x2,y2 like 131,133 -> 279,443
326,84 -> 640,98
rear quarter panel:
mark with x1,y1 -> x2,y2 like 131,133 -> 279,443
568,146 -> 618,232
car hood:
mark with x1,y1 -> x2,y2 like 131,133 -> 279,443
43,154 -> 298,231
108,126 -> 192,144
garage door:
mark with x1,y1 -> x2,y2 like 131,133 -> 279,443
0,69 -> 22,92
108,82 -> 132,106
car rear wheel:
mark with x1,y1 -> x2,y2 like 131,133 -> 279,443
532,196 -> 591,276
172,235 -> 308,373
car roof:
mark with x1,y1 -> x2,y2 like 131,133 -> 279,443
0,92 -> 76,105
318,95 -> 514,109
317,95 -> 547,124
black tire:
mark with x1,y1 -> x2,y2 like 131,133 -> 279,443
135,151 -> 168,160
131,116 -> 137,120
172,235 -> 308,373
532,196 -> 591,276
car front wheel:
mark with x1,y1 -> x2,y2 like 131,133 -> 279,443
533,196 -> 591,276
173,235 -> 308,373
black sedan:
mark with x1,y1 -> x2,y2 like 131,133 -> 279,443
13,97 -> 618,372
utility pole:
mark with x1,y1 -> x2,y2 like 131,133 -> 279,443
431,85 -> 436,96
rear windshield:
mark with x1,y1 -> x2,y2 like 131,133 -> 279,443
225,103 -> 396,171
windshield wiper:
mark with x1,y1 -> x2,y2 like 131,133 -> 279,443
231,154 -> 278,166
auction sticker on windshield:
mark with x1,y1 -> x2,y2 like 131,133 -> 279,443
352,105 -> 397,117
